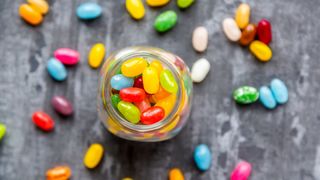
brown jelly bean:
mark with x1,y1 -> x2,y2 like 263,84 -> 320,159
239,24 -> 256,46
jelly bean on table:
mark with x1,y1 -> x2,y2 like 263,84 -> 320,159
121,57 -> 148,77
143,66 -> 160,94
140,106 -> 165,125
177,0 -> 194,9
88,43 -> 105,68
46,166 -> 72,180
270,78 -> 288,104
239,24 -> 256,46
84,143 -> 104,169
32,111 -> 55,131
169,168 -> 184,180
76,2 -> 102,20
119,87 -> 146,103
27,0 -> 49,15
235,3 -> 250,29
126,0 -> 145,20
233,86 -> 259,104
192,26 -> 208,52
194,144 -> 212,171
117,101 -> 141,124
54,48 -> 80,65
259,86 -> 277,109
47,58 -> 67,81
191,58 -> 210,83
0,123 -> 6,141
146,0 -> 170,7
160,69 -> 178,93
51,95 -> 73,116
19,4 -> 43,25
257,19 -> 272,45
249,40 -> 272,62
154,10 -> 178,33
222,18 -> 241,42
110,74 -> 134,90
230,161 -> 252,180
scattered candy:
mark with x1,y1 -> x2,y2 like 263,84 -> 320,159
111,94 -> 121,108
169,168 -> 184,180
191,58 -> 210,83
233,86 -> 259,104
249,40 -> 272,62
76,2 -> 102,20
143,66 -> 160,94
19,4 -> 43,25
194,144 -> 211,171
46,166 -> 72,180
54,48 -> 80,65
32,111 -> 55,131
121,57 -> 148,77
110,74 -> 134,90
259,86 -> 277,109
230,161 -> 252,180
27,0 -> 49,15
257,19 -> 272,45
239,24 -> 256,46
235,3 -> 250,29
0,123 -> 6,141
222,18 -> 241,42
120,87 -> 146,103
154,10 -> 178,33
47,58 -> 67,81
88,43 -> 105,68
177,0 -> 194,9
270,78 -> 288,104
140,106 -> 165,125
126,0 -> 145,20
160,69 -> 178,93
84,143 -> 104,169
146,0 -> 170,7
117,101 -> 141,124
51,96 -> 73,116
192,26 -> 208,52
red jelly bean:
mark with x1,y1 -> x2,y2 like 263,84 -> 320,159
140,106 -> 165,125
134,98 -> 151,112
119,87 -> 146,102
51,96 -> 73,116
230,161 -> 252,180
133,76 -> 143,89
257,19 -> 272,45
32,111 -> 55,131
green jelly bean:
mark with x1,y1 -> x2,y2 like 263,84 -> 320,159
117,101 -> 140,124
233,86 -> 259,104
160,69 -> 178,93
154,10 -> 178,33
111,94 -> 121,108
0,123 -> 6,141
177,0 -> 194,8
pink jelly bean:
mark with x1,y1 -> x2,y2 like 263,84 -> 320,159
230,161 -> 252,180
54,48 -> 80,65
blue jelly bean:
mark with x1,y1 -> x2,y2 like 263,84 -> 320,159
110,74 -> 134,90
194,144 -> 211,171
259,86 -> 277,109
47,58 -> 67,81
270,78 -> 288,104
76,2 -> 102,20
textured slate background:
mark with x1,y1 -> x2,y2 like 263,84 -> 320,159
1,0 -> 320,179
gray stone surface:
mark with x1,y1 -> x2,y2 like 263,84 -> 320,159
1,0 -> 320,179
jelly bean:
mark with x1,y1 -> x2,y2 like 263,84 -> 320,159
235,3 -> 250,29
46,166 -> 72,180
76,2 -> 102,20
222,18 -> 241,42
177,0 -> 194,9
19,4 -> 43,25
0,123 -> 6,141
143,67 -> 160,94
110,74 -> 134,90
191,58 -> 210,83
194,144 -> 211,171
88,43 -> 105,68
117,101 -> 140,124
151,86 -> 171,102
134,98 -> 151,112
230,161 -> 252,180
259,86 -> 277,109
122,178 -> 133,180
192,26 -> 208,52
160,70 -> 178,93
154,10 -> 178,33
257,19 -> 272,45
169,168 -> 184,180
270,78 -> 288,104
120,87 -> 146,102
32,111 -> 54,131
84,143 -> 104,169
51,96 -> 73,116
146,0 -> 170,7
54,48 -> 80,65
155,94 -> 176,116
121,57 -> 148,77
239,24 -> 256,46
126,0 -> 145,20
249,40 -> 272,62
150,60 -> 163,75
111,94 -> 121,108
27,0 -> 49,15
140,106 -> 165,125
233,86 -> 259,104
47,58 -> 67,81
133,76 -> 143,89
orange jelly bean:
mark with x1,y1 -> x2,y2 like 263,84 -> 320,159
19,4 -> 43,25
239,24 -> 256,46
46,166 -> 72,180
151,86 -> 171,102
27,0 -> 49,15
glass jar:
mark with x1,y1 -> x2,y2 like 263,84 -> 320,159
98,46 -> 193,142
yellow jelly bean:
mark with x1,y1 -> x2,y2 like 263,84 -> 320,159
27,0 -> 49,15
19,4 -> 43,25
83,144 -> 104,169
146,0 -> 170,7
88,43 -> 105,68
122,178 -> 133,180
155,94 -> 176,116
150,60 -> 163,75
121,57 -> 148,77
169,168 -> 184,180
235,3 -> 250,29
143,66 -> 160,94
126,0 -> 145,20
249,40 -> 272,62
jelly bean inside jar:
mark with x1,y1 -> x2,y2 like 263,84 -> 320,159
98,46 -> 193,142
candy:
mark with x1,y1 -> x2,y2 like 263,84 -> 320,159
155,94 -> 176,116
169,168 -> 184,180
111,94 -> 121,108
117,101 -> 140,124
150,60 -> 164,75
270,78 -> 288,104
151,86 -> 170,102
121,57 -> 148,77
27,0 -> 49,15
76,2 -> 102,20
259,86 -> 277,109
143,67 -> 160,94
140,106 -> 165,125
134,98 -> 151,112
160,69 -> 178,93
84,143 -> 104,169
88,43 -> 105,68
122,178 -> 133,180
19,4 -> 43,25
47,58 -> 67,81
249,40 -> 272,62
54,48 -> 80,65
222,18 -> 241,42
233,86 -> 259,104
51,96 -> 73,116
133,76 -> 143,89
46,166 -> 72,180
239,24 -> 256,46
257,19 -> 272,45
192,26 -> 208,52
194,144 -> 211,171
32,111 -> 54,131
154,10 -> 178,33
120,87 -> 146,102
146,0 -> 170,7
110,74 -> 134,90
177,0 -> 194,9
191,58 -> 210,83
235,3 -> 250,29
0,123 -> 6,141
230,161 -> 252,180
126,0 -> 145,20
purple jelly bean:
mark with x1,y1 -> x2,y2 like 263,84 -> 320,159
51,96 -> 73,116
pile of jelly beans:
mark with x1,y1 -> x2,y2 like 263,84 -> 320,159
19,0 -> 49,26
222,3 -> 273,62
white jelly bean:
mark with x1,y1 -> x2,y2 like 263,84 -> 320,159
192,26 -> 208,52
222,18 -> 241,42
191,58 -> 210,83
